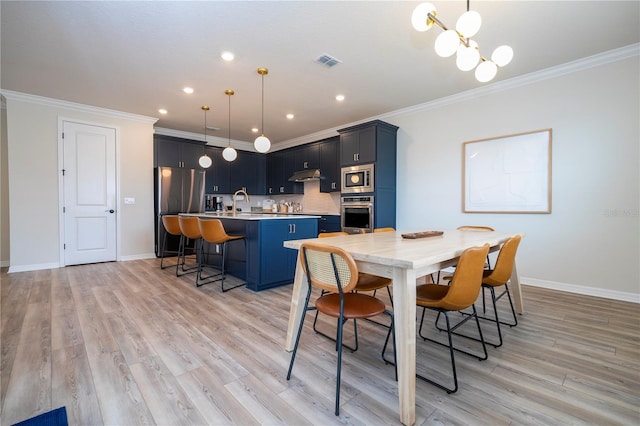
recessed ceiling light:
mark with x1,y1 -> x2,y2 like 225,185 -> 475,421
336,94 -> 345,101
221,51 -> 234,61
183,87 -> 194,94
158,108 -> 168,115
251,127 -> 259,133
286,113 -> 294,120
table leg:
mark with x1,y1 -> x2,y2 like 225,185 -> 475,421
392,267 -> 417,426
510,262 -> 525,314
285,253 -> 306,351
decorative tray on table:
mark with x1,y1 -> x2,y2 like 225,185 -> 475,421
401,231 -> 444,239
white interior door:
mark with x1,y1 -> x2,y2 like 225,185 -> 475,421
62,121 -> 117,265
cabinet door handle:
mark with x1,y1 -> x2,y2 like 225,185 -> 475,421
280,186 -> 284,193
303,161 -> 308,169
331,182 -> 336,189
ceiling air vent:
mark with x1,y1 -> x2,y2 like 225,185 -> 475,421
315,53 -> 342,68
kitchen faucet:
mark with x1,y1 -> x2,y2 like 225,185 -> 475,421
232,189 -> 250,215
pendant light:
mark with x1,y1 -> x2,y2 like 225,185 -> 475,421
254,67 -> 271,153
198,106 -> 213,168
222,89 -> 238,162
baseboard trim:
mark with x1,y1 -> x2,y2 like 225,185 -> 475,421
120,253 -> 157,262
522,277 -> 640,304
8,262 -> 60,273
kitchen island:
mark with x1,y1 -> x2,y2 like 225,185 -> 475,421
181,213 -> 319,291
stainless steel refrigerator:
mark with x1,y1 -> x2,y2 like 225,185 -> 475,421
155,166 -> 206,256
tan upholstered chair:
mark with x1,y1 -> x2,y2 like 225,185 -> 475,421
373,227 -> 395,233
198,218 -> 246,291
410,244 -> 490,394
478,235 -> 521,347
315,232 -> 393,347
160,215 -> 182,270
438,226 -> 495,283
286,242 -> 395,416
176,216 -> 203,278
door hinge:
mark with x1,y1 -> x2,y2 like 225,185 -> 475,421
63,206 -> 65,213
61,132 -> 64,139
63,243 -> 66,250
62,169 -> 66,176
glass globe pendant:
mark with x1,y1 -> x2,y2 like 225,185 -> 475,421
254,68 -> 271,153
223,90 -> 237,162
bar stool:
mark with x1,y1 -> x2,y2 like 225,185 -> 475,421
177,216 -> 202,278
197,218 -> 246,292
160,215 -> 182,270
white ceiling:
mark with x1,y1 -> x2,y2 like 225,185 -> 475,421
2,1 -> 638,147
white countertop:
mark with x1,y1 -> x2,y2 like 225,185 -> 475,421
181,212 -> 321,220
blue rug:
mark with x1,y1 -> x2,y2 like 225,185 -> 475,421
12,407 -> 68,426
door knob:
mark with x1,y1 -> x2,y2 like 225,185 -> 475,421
106,209 -> 115,213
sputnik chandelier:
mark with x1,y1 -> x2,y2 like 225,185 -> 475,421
411,1 -> 513,82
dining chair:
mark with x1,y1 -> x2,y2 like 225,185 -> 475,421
373,227 -> 395,233
314,232 -> 393,349
286,242 -> 396,416
197,218 -> 246,292
176,216 -> 203,278
438,225 -> 495,283
160,215 -> 182,270
477,234 -> 521,347
388,243 -> 490,394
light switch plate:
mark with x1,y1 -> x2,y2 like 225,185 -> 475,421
124,197 -> 135,205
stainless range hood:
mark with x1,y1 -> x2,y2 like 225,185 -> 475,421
288,169 -> 322,182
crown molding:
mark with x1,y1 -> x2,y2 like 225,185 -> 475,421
376,43 -> 640,121
154,127 -> 255,151
0,89 -> 158,124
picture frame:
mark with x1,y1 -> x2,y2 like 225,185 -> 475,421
463,129 -> 552,213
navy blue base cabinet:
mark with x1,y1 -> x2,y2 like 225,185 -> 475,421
204,217 -> 317,292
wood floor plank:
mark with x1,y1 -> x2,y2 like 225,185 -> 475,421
177,366 -> 259,425
51,343 -> 103,426
1,282 -> 51,425
2,260 -> 639,425
129,355 -> 207,425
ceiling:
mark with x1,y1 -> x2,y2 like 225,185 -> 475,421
2,1 -> 638,148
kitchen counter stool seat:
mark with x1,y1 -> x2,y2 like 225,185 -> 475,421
197,218 -> 246,292
160,215 -> 182,270
176,216 -> 203,278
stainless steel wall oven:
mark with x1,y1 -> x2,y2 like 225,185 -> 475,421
341,196 -> 374,234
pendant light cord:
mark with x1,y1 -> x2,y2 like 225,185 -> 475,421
261,73 -> 265,136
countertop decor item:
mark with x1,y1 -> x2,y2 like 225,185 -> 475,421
411,1 -> 513,83
401,231 -> 444,239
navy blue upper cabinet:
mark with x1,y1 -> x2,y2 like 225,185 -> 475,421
204,146 -> 231,194
266,150 -> 303,195
154,135 -> 205,169
229,151 -> 266,195
320,136 -> 340,192
338,120 -> 398,167
291,143 -> 320,171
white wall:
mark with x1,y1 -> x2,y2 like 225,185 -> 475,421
1,49 -> 638,302
389,54 -> 639,301
2,92 -> 156,270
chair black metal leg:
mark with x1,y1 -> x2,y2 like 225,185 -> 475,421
335,311 -> 344,416
220,239 -> 247,292
287,288 -> 312,381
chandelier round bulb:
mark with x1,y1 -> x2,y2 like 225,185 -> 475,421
411,2 -> 437,32
254,135 -> 271,153
223,146 -> 237,162
434,30 -> 460,57
456,10 -> 482,38
491,45 -> 514,67
456,40 -> 479,71
475,60 -> 498,82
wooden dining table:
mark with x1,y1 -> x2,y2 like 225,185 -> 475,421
283,229 -> 524,426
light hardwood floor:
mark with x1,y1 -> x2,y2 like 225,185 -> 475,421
1,259 -> 639,425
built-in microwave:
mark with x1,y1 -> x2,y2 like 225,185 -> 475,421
341,163 -> 374,194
